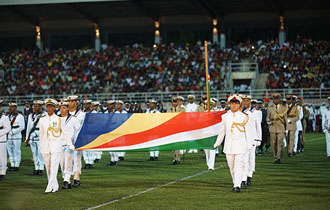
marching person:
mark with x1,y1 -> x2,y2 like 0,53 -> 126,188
39,99 -> 74,193
285,95 -> 299,157
240,95 -> 262,188
258,99 -> 270,154
7,102 -> 25,171
68,95 -> 85,187
214,94 -> 249,193
91,101 -> 102,163
25,100 -> 45,175
186,95 -> 198,153
58,101 -> 80,190
82,100 -> 94,169
293,96 -> 304,155
267,93 -> 287,164
322,97 -> 330,158
146,99 -> 160,161
0,103 -> 10,181
167,97 -> 186,165
115,100 -> 127,161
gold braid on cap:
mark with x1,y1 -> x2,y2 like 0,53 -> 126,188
231,114 -> 249,135
47,118 -> 62,138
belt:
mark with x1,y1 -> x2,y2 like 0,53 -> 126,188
0,126 -> 3,130
12,125 -> 19,129
35,128 -> 39,131
287,115 -> 296,118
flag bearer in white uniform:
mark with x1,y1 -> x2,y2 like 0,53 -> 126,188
109,100 -> 127,165
25,100 -> 45,175
7,102 -> 25,171
40,99 -> 74,193
146,99 -> 160,161
0,105 -> 10,181
58,101 -> 80,190
204,98 -> 218,170
214,95 -> 249,193
322,97 -> 330,158
240,95 -> 262,188
68,95 -> 85,187
91,101 -> 103,163
186,95 -> 199,154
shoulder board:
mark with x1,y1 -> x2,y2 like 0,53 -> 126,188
242,111 -> 248,115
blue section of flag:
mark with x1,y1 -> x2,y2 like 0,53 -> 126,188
74,113 -> 133,148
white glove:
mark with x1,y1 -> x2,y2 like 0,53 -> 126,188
254,140 -> 261,146
323,129 -> 327,134
285,130 -> 288,135
68,144 -> 75,151
287,119 -> 291,123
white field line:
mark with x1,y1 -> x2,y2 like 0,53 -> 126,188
83,165 -> 226,210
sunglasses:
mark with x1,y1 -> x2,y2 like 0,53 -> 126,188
286,97 -> 292,100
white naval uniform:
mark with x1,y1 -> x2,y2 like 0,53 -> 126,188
7,113 -> 25,168
60,114 -> 80,183
91,110 -> 102,161
0,114 -> 10,176
293,105 -> 304,153
82,111 -> 95,166
69,109 -> 85,180
242,107 -> 262,182
26,112 -> 45,171
204,108 -> 217,170
214,110 -> 249,188
109,109 -> 127,162
39,113 -> 72,192
322,107 -> 330,157
179,104 -> 187,155
186,103 -> 199,153
146,109 -> 160,158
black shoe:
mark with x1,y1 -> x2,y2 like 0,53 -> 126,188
88,164 -> 93,169
231,187 -> 236,192
114,161 -> 118,166
108,161 -> 114,166
0,175 -> 5,181
247,177 -> 252,186
172,160 -> 178,165
9,167 -> 14,171
274,159 -> 281,164
62,181 -> 70,189
72,180 -> 81,187
33,170 -> 38,175
148,157 -> 155,161
38,170 -> 43,176
14,167 -> 19,171
288,153 -> 292,157
119,157 -> 124,161
241,181 -> 248,189
154,157 -> 159,161
84,164 -> 88,169
94,159 -> 100,163
235,187 -> 241,193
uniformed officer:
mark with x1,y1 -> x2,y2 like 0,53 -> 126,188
39,99 -> 74,193
197,95 -> 207,112
146,99 -> 161,161
67,95 -> 85,187
82,100 -> 94,169
105,100 -> 116,113
0,102 -> 10,181
322,96 -> 330,158
214,94 -> 249,193
293,96 -> 304,155
285,95 -> 299,157
83,100 -> 92,113
167,97 -> 186,165
116,100 -> 127,161
267,93 -> 287,163
219,99 -> 227,111
7,102 -> 25,171
91,101 -> 102,163
58,101 -> 80,190
25,100 -> 45,175
186,95 -> 198,154
240,95 -> 262,188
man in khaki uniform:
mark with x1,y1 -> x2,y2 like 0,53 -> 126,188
285,95 -> 299,157
167,97 -> 185,165
197,95 -> 207,112
267,93 -> 287,164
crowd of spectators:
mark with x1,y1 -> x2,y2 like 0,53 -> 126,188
0,37 -> 329,96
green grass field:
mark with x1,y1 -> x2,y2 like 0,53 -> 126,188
1,132 -> 330,210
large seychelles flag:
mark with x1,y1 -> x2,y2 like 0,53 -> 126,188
74,112 -> 225,151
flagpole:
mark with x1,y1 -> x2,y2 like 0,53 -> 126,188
204,41 -> 210,112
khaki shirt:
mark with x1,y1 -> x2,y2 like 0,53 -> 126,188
167,106 -> 186,113
286,105 -> 299,131
267,104 -> 287,133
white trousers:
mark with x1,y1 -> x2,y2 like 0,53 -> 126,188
204,149 -> 216,170
109,152 -> 119,162
73,151 -> 82,177
0,142 -> 7,175
94,151 -> 102,159
83,150 -> 95,164
30,141 -> 44,170
149,151 -> 159,157
242,146 -> 256,181
7,138 -> 21,167
118,152 -> 125,157
293,129 -> 301,153
60,147 -> 75,183
326,132 -> 330,157
42,152 -> 61,192
226,154 -> 244,188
